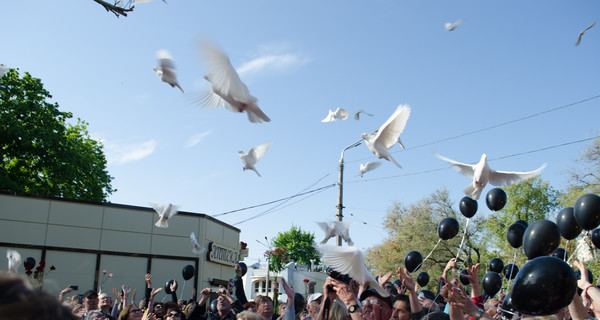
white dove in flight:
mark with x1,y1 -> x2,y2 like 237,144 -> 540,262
316,245 -> 390,297
436,153 -> 547,200
321,108 -> 349,122
361,104 -> 411,168
239,142 -> 273,177
354,109 -> 373,120
190,232 -> 206,255
317,221 -> 354,246
150,203 -> 180,228
197,42 -> 270,123
445,19 -> 464,31
356,162 -> 383,177
153,49 -> 184,93
6,249 -> 22,273
575,21 -> 596,46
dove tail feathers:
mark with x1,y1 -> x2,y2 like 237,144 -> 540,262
252,169 -> 262,177
155,219 -> 168,228
176,84 -> 184,93
388,155 -> 402,169
463,184 -> 481,200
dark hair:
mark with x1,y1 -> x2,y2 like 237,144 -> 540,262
294,293 -> 306,314
163,301 -> 187,320
255,295 -> 273,307
118,305 -> 141,320
420,311 -> 450,320
393,294 -> 411,313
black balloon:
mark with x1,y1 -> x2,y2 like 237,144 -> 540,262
503,264 -> 519,280
23,257 -> 36,270
459,269 -> 470,285
393,279 -> 402,288
515,219 -> 528,228
506,223 -> 526,248
574,194 -> 600,230
404,251 -> 423,273
417,272 -> 430,287
556,207 -> 583,240
552,248 -> 568,261
486,188 -> 507,211
164,279 -> 178,294
501,291 -> 514,319
574,269 -> 594,283
437,217 -> 460,240
523,220 -> 561,260
511,256 -> 577,316
592,229 -> 600,249
482,272 -> 503,297
237,262 -> 248,277
489,258 -> 504,273
182,264 -> 195,281
459,196 -> 478,218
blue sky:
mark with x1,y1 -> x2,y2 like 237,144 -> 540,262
2,1 -> 599,265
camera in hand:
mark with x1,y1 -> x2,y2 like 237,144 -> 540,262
326,267 -> 352,289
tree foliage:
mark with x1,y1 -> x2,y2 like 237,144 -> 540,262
561,137 -> 600,206
270,225 -> 320,270
484,176 -> 561,252
366,188 -> 487,290
0,68 -> 114,201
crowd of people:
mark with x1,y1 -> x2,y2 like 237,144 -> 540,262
0,256 -> 598,320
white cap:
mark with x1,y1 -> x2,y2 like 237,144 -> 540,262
307,292 -> 323,304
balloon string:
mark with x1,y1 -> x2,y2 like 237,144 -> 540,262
567,231 -> 588,264
455,218 -> 471,260
506,250 -> 518,291
414,238 -> 442,272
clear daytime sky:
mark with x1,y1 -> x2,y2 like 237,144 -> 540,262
2,1 -> 599,266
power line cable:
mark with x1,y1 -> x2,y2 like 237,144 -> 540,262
346,94 -> 600,165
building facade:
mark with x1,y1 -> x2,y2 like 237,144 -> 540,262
0,192 -> 241,301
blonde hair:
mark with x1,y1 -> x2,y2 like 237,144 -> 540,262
328,299 -> 349,320
237,311 -> 266,320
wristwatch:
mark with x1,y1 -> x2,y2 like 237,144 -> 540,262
348,305 -> 360,313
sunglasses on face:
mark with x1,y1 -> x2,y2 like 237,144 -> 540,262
362,299 -> 380,305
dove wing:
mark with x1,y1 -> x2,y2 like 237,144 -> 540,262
335,108 -> 350,120
201,42 -> 251,102
165,204 -> 180,219
374,104 -> 411,149
317,245 -> 389,297
364,162 -> 383,173
190,232 -> 205,254
322,110 -> 335,122
488,163 -> 546,187
149,203 -> 167,217
436,154 -> 476,179
7,249 -> 22,273
248,142 -> 273,163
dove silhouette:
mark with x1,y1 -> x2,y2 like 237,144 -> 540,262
239,142 -> 273,177
6,249 -> 22,273
197,42 -> 270,123
153,49 -> 184,93
356,162 -> 383,177
150,203 -> 180,228
436,153 -> 546,200
321,108 -> 350,122
316,221 -> 354,246
190,232 -> 206,255
316,245 -> 389,297
354,109 -> 373,120
361,104 -> 411,168
445,19 -> 464,31
575,21 -> 596,46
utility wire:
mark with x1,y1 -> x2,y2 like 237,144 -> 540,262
345,135 -> 600,184
346,94 -> 600,165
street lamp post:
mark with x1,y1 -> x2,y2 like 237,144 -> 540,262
257,237 -> 271,296
336,138 -> 363,246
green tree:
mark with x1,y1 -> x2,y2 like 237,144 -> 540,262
0,68 -> 114,201
366,188 -> 488,290
561,137 -> 600,206
484,176 -> 561,252
270,225 -> 320,271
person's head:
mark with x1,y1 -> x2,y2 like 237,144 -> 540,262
118,304 -> 143,320
391,295 -> 411,320
88,310 -> 110,320
360,289 -> 393,320
383,282 -> 398,296
153,302 -> 164,316
255,295 -> 274,319
307,292 -> 323,317
328,299 -> 349,320
279,303 -> 287,316
163,302 -> 186,320
420,311 -> 450,320
0,272 -> 77,320
217,294 -> 233,313
298,310 -> 309,320
237,310 -> 263,320
294,293 -> 306,315
82,290 -> 99,311
99,293 -> 112,310
244,301 -> 257,312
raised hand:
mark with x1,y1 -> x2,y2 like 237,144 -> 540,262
378,271 -> 393,287
151,287 -> 163,298
145,273 -> 152,288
